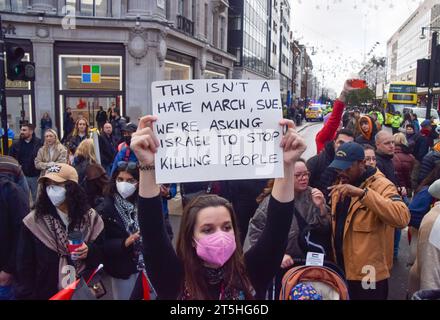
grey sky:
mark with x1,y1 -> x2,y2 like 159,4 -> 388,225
291,0 -> 423,93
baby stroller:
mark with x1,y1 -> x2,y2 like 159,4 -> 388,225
279,259 -> 350,300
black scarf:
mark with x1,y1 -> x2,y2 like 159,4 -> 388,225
180,267 -> 250,300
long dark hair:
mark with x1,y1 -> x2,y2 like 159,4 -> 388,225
104,165 -> 139,204
84,164 -> 110,207
35,180 -> 91,230
176,195 -> 254,300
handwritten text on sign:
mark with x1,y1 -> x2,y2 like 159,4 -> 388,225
151,80 -> 284,184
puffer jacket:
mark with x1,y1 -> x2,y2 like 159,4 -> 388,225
408,186 -> 433,229
247,188 -> 331,259
330,170 -> 410,281
392,144 -> 415,189
418,151 -> 440,184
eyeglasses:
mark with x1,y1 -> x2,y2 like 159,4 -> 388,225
294,172 -> 310,179
365,157 -> 377,162
117,161 -> 137,171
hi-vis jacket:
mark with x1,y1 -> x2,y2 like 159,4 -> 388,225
330,170 -> 410,281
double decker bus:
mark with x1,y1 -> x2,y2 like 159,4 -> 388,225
384,81 -> 417,125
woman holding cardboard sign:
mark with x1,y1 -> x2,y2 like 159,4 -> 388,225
131,115 -> 306,300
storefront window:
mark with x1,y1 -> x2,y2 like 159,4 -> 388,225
6,95 -> 31,136
58,53 -> 123,132
205,70 -> 226,79
59,55 -> 122,91
164,61 -> 192,80
63,95 -> 121,127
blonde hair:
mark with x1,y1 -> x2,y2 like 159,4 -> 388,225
394,132 -> 408,147
43,129 -> 61,148
72,118 -> 90,137
74,138 -> 96,163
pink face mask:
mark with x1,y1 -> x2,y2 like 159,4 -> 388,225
194,231 -> 237,268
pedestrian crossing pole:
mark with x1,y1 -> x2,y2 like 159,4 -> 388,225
0,15 -> 9,155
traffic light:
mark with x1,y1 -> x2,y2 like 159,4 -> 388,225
5,42 -> 35,81
416,59 -> 430,87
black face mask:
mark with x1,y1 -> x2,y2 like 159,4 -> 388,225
124,136 -> 132,145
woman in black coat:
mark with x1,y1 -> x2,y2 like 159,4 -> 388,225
15,163 -> 104,300
96,161 -> 145,300
130,116 -> 306,300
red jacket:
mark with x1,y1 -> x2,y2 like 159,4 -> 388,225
316,100 -> 345,153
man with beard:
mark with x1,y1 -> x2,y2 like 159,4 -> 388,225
328,142 -> 410,300
9,123 -> 42,202
307,129 -> 354,201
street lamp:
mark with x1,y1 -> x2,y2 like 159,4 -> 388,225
419,26 -> 440,119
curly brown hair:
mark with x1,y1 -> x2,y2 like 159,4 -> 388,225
35,180 -> 91,230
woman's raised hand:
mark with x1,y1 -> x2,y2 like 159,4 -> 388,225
130,115 -> 160,166
279,119 -> 306,165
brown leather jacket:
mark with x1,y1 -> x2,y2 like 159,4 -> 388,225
330,170 -> 410,281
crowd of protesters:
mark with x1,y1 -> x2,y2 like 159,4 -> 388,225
1,80 -> 440,301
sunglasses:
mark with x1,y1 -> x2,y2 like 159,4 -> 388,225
117,161 -> 138,171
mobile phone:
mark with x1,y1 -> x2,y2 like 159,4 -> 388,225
350,79 -> 367,89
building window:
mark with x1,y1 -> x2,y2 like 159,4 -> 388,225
57,54 -> 123,129
220,16 -> 226,50
164,61 -> 192,80
178,0 -> 185,16
65,0 -> 111,17
0,0 -> 25,11
229,15 -> 241,31
166,0 -> 171,19
204,3 -> 209,37
205,70 -> 226,79
59,55 -> 122,91
0,0 -> 8,10
272,43 -> 277,54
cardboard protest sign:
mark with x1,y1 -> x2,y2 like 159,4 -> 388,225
151,80 -> 284,184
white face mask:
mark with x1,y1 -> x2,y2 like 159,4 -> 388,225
116,182 -> 137,199
46,185 -> 66,207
